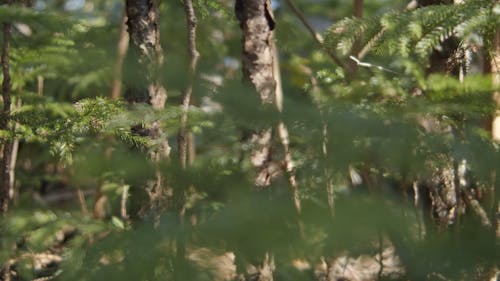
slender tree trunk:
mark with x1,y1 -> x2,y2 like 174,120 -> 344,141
179,0 -> 200,169
1,2 -> 12,213
174,1 -> 200,279
491,26 -> 500,246
353,0 -> 363,18
492,29 -> 500,141
110,10 -> 129,100
37,75 -> 43,96
8,91 -> 21,204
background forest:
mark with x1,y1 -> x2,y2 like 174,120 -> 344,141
0,0 -> 499,280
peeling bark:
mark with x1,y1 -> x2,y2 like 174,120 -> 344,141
125,0 -> 170,161
125,0 -> 167,109
235,0 -> 277,105
236,0 -> 280,189
125,0 -> 170,214
235,2 -> 286,280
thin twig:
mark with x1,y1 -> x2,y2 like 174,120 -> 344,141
357,28 -> 385,60
412,181 -> 424,240
179,0 -> 200,169
463,188 -> 492,227
8,97 -> 20,202
272,30 -> 301,214
110,10 -> 129,100
278,122 -> 301,213
377,232 -> 384,280
283,0 -> 323,44
349,55 -> 400,74
175,1 -> 200,277
272,38 -> 283,112
282,0 -> 344,67
76,188 -> 89,216
120,184 -> 129,220
321,115 -> 334,215
37,75 -> 43,96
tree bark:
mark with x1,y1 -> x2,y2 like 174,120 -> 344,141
236,0 -> 279,189
353,0 -> 363,18
179,0 -> 200,169
125,0 -> 170,213
110,10 -> 129,100
492,29 -> 500,141
235,2 -> 279,280
125,0 -> 170,160
125,0 -> 166,109
1,2 -> 12,213
236,0 -> 277,105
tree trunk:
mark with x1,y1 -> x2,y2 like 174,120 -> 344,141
110,10 -> 129,100
179,0 -> 200,169
353,0 -> 363,18
235,0 -> 280,189
125,0 -> 166,109
125,0 -> 170,213
235,0 -> 277,105
492,29 -> 500,141
0,1 -> 12,213
125,0 -> 170,160
235,1 -> 278,280
348,0 -> 363,75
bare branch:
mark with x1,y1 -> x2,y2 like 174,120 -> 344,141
349,55 -> 400,74
283,0 -> 344,67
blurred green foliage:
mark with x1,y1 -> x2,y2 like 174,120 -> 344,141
0,0 -> 499,280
